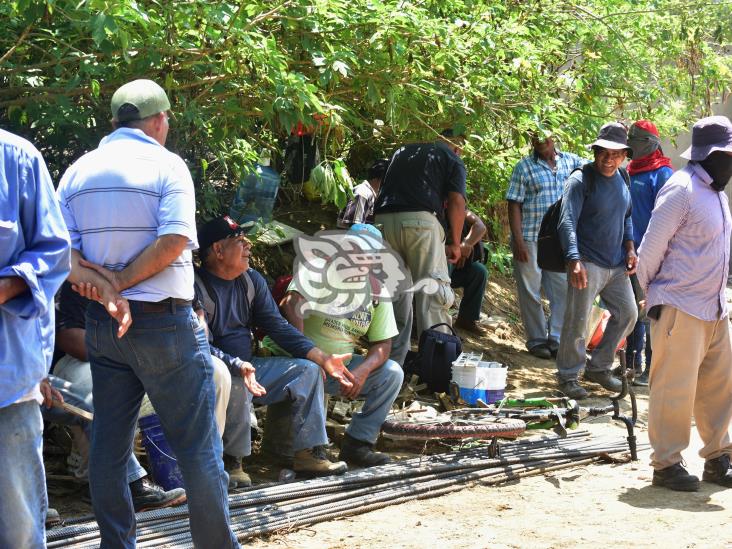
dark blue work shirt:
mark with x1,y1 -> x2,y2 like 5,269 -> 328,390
630,166 -> 673,246
559,167 -> 634,269
195,268 -> 314,373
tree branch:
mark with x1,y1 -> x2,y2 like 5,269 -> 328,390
0,21 -> 34,66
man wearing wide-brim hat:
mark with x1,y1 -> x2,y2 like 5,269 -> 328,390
637,115 -> 732,492
555,123 -> 638,400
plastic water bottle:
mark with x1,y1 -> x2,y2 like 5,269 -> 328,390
230,156 -> 281,224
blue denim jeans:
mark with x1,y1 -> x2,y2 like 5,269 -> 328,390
223,356 -> 327,457
0,400 -> 47,549
324,355 -> 404,444
45,372 -> 146,483
85,301 -> 238,549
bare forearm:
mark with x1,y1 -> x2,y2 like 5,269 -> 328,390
117,234 -> 188,291
280,292 -> 305,333
56,328 -> 88,362
306,347 -> 327,369
507,201 -> 524,242
360,341 -> 391,374
463,215 -> 486,247
446,192 -> 466,245
68,250 -> 119,299
0,276 -> 28,305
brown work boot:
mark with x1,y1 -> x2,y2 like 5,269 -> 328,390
454,317 -> 487,336
223,454 -> 252,489
293,446 -> 348,476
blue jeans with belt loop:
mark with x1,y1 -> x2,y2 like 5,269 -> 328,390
86,300 -> 238,549
0,400 -> 47,549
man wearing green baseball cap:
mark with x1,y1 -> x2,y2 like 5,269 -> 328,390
110,78 -> 171,143
57,79 -> 239,547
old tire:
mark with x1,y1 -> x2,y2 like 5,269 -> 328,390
382,411 -> 526,440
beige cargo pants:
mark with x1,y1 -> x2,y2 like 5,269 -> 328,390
376,210 -> 455,365
648,305 -> 732,470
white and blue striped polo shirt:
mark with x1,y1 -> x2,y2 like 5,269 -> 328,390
57,128 -> 198,302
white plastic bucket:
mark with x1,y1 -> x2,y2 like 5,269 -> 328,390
478,361 -> 508,390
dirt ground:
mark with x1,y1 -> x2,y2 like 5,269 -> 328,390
245,275 -> 732,549
50,274 -> 732,548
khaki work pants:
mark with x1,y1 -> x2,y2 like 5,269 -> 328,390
648,305 -> 732,470
376,211 -> 455,364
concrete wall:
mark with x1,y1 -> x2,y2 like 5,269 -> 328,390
660,97 -> 732,195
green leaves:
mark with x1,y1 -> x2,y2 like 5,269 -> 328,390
0,0 -> 730,220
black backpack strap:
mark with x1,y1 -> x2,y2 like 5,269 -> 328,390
233,271 -> 257,331
428,322 -> 458,336
581,163 -> 596,195
242,271 -> 255,307
619,166 -> 631,187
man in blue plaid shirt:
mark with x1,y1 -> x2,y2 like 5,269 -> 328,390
506,135 -> 585,359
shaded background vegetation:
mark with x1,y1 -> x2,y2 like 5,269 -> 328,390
2,0 -> 731,238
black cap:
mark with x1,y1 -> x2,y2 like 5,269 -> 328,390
198,215 -> 254,254
587,122 -> 632,157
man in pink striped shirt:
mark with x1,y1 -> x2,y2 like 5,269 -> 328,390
637,115 -> 732,492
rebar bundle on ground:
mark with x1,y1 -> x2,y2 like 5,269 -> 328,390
47,430 -> 644,548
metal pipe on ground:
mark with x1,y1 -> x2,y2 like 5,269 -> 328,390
49,433 -> 641,548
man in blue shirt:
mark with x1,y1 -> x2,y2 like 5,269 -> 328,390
507,135 -> 585,358
57,80 -> 239,548
0,129 -> 70,548
195,216 -> 355,484
625,120 -> 674,386
556,123 -> 638,399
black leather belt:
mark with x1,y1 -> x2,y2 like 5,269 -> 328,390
130,298 -> 193,313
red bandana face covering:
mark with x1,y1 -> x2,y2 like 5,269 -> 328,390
627,120 -> 674,176
627,148 -> 674,176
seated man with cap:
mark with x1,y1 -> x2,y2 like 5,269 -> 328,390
195,216 -> 355,485
276,224 -> 404,467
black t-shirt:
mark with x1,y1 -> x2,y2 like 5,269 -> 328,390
52,281 -> 90,366
56,281 -> 89,331
374,141 -> 467,218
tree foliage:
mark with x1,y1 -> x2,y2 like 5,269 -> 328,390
2,0 -> 731,225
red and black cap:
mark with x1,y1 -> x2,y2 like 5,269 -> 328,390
198,215 -> 255,253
